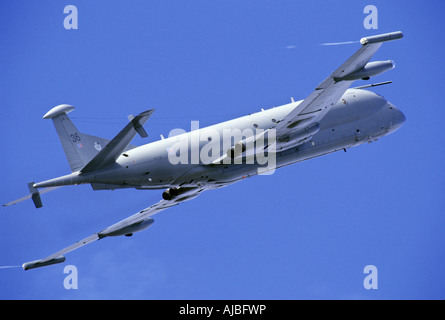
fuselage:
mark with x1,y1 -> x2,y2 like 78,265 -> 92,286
85,88 -> 405,190
35,88 -> 405,190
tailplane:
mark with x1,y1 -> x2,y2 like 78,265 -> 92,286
43,105 -> 112,172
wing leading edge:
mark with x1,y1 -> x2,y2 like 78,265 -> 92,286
22,187 -> 206,270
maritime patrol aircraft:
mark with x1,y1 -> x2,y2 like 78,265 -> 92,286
4,31 -> 405,270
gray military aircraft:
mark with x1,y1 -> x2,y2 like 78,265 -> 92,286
4,31 -> 405,270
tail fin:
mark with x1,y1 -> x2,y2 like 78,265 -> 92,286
43,105 -> 111,172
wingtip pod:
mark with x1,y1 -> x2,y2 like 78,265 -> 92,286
360,31 -> 403,45
98,218 -> 155,238
22,255 -> 66,270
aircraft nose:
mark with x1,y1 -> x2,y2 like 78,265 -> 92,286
389,103 -> 405,130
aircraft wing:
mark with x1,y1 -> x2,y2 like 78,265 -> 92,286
22,186 -> 206,270
273,31 -> 403,136
3,186 -> 61,207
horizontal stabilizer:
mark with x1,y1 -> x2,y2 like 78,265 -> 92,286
3,185 -> 61,207
81,109 -> 154,173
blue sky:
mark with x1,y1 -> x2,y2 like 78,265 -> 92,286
1,0 -> 444,299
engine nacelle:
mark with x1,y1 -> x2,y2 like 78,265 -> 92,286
335,60 -> 395,81
98,218 -> 154,237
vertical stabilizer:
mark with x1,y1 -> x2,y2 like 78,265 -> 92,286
43,105 -> 110,172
